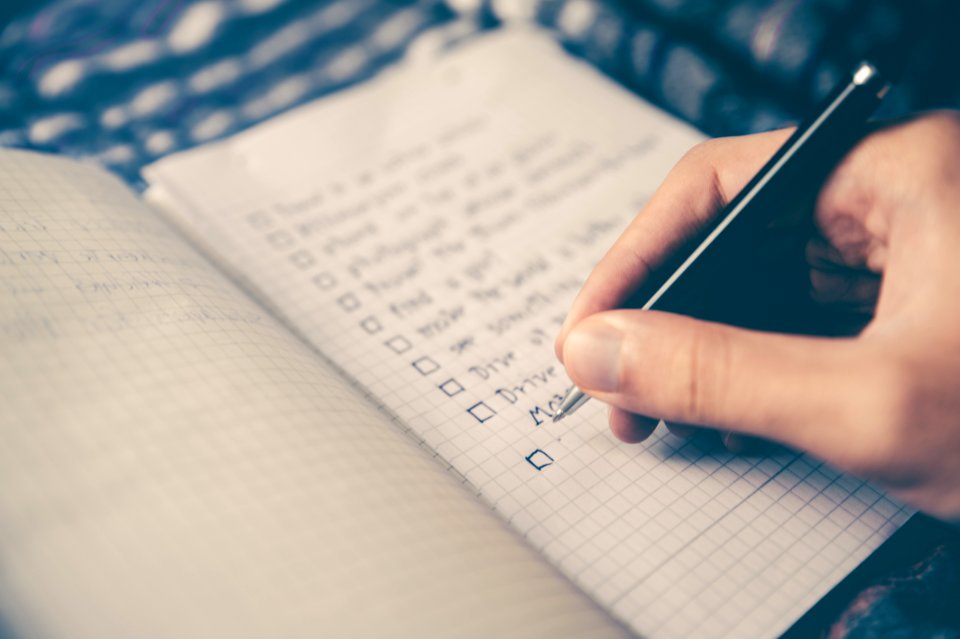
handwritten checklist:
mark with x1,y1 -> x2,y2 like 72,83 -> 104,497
145,29 -> 910,639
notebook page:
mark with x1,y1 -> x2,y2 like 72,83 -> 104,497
0,149 -> 628,639
144,28 -> 911,638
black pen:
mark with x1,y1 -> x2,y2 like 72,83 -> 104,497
553,61 -> 891,422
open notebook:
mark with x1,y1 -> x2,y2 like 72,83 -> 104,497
1,27 -> 909,639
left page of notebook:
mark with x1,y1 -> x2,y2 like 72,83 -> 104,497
0,149 -> 628,639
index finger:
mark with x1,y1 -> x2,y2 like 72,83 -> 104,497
555,128 -> 794,361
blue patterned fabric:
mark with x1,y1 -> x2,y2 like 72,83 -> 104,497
0,0 -> 461,185
1,0 -> 956,186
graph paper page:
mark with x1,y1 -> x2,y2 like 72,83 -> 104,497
145,28 -> 910,639
0,149 -> 627,639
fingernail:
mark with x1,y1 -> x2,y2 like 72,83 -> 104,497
563,320 -> 622,392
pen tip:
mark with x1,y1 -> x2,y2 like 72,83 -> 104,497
552,411 -> 565,423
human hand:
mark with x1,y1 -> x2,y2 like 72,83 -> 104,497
555,113 -> 960,522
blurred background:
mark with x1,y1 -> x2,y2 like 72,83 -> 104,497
0,0 -> 957,187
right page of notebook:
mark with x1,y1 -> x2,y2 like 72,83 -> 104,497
144,28 -> 910,639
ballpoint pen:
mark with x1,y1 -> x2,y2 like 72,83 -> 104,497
553,60 -> 891,423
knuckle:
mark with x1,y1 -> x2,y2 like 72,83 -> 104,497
677,138 -> 724,172
676,327 -> 731,426
620,243 -> 657,283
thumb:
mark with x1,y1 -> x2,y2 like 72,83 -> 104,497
561,310 -> 865,457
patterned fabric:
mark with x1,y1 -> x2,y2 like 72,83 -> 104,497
828,538 -> 960,638
1,0 -> 957,186
0,0 -> 460,185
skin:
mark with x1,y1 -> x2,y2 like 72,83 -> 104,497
555,112 -> 960,523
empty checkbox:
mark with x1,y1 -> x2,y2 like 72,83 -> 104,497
337,293 -> 361,312
290,250 -> 316,270
412,356 -> 440,375
360,316 -> 383,334
312,272 -> 337,290
438,378 -> 464,397
467,401 -> 496,424
525,449 -> 555,471
266,230 -> 294,248
384,335 -> 412,354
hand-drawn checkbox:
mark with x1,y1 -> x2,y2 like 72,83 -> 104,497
412,356 -> 440,375
360,316 -> 383,334
384,335 -> 412,354
290,250 -> 316,270
266,230 -> 294,248
525,449 -> 555,471
337,293 -> 361,312
312,272 -> 336,290
438,378 -> 464,397
246,211 -> 272,229
467,401 -> 496,424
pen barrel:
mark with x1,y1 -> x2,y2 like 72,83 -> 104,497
639,62 -> 889,327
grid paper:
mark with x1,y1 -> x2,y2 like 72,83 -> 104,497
145,28 -> 911,639
0,149 -> 627,639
